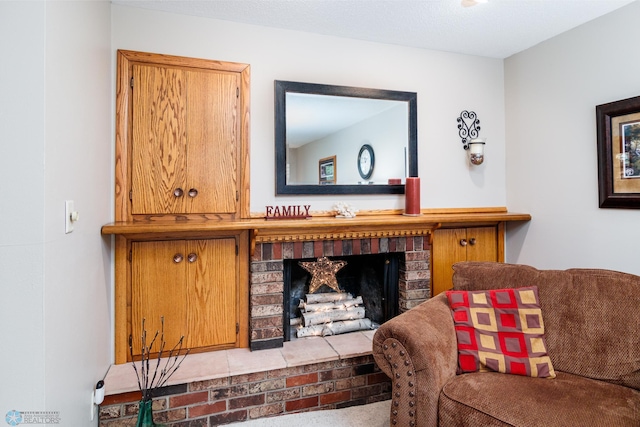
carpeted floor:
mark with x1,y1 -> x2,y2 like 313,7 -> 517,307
228,400 -> 390,427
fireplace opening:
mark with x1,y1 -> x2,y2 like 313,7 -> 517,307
283,253 -> 401,341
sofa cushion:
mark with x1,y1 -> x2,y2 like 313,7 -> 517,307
446,286 -> 555,378
452,262 -> 640,390
439,371 -> 640,427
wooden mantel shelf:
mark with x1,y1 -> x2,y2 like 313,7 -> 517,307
101,207 -> 531,243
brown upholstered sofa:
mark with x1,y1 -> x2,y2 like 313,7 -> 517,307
372,262 -> 640,426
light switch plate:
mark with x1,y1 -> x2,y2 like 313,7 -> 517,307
65,200 -> 74,234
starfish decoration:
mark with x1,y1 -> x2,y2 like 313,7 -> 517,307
299,256 -> 347,294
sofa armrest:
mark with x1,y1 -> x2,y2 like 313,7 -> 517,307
373,293 -> 458,427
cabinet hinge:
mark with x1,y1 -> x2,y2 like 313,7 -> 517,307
236,87 -> 239,98
235,244 -> 239,256
236,323 -> 240,335
128,250 -> 132,262
129,190 -> 133,202
130,76 -> 134,88
236,190 -> 239,202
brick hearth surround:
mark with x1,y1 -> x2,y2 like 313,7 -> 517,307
100,351 -> 390,426
251,235 -> 431,350
99,235 -> 430,426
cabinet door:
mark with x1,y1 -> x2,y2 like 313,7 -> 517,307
131,240 -> 188,356
185,70 -> 239,214
131,238 -> 239,357
431,228 -> 468,297
465,226 -> 498,262
431,226 -> 499,297
185,238 -> 238,348
132,64 -> 188,215
131,64 -> 240,216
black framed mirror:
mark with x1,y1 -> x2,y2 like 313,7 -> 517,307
275,80 -> 418,195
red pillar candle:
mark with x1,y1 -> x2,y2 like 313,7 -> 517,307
404,177 -> 421,215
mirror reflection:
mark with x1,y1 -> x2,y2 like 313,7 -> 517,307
275,81 -> 417,195
287,93 -> 407,185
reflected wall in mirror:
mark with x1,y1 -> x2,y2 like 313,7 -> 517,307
275,80 -> 417,195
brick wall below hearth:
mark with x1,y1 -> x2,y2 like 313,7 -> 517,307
99,355 -> 391,426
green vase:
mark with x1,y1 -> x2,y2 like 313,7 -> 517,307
135,399 -> 157,427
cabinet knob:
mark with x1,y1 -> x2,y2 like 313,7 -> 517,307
174,188 -> 184,197
188,188 -> 198,198
459,239 -> 468,247
469,238 -> 476,246
187,253 -> 198,263
173,253 -> 184,263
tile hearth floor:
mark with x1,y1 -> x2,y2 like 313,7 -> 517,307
104,330 -> 377,396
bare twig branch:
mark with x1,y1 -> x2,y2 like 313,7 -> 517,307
157,336 -> 190,389
141,321 -> 147,400
128,334 -> 142,392
148,317 -> 165,393
130,317 -> 190,402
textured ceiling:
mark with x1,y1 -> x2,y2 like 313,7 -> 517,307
112,0 -> 635,58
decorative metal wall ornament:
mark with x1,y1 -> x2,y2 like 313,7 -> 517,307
457,110 -> 481,149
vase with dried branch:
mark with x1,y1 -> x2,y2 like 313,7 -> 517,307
129,317 -> 189,427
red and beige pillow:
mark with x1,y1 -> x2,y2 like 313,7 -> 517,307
446,286 -> 555,378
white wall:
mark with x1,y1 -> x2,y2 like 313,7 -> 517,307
505,1 -> 640,275
112,4 -> 507,213
0,0 -> 46,412
1,1 -> 112,425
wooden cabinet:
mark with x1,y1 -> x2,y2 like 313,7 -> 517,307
130,238 -> 240,356
115,50 -> 250,221
112,50 -> 251,363
431,224 -> 503,296
131,64 -> 240,216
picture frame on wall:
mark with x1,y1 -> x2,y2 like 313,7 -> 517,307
319,155 -> 336,185
596,95 -> 640,208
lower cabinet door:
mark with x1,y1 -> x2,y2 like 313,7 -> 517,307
131,238 -> 238,357
432,228 -> 467,297
185,238 -> 237,349
465,226 -> 498,262
131,240 -> 188,355
431,226 -> 499,297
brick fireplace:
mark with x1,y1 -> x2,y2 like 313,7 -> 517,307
100,227 -> 432,426
250,235 -> 431,350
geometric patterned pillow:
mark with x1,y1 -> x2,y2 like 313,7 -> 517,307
445,286 -> 556,378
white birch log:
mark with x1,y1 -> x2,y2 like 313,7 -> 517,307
290,317 -> 302,326
296,318 -> 375,338
325,318 -> 375,335
305,293 -> 354,304
302,296 -> 363,312
302,306 -> 365,326
295,324 -> 324,338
